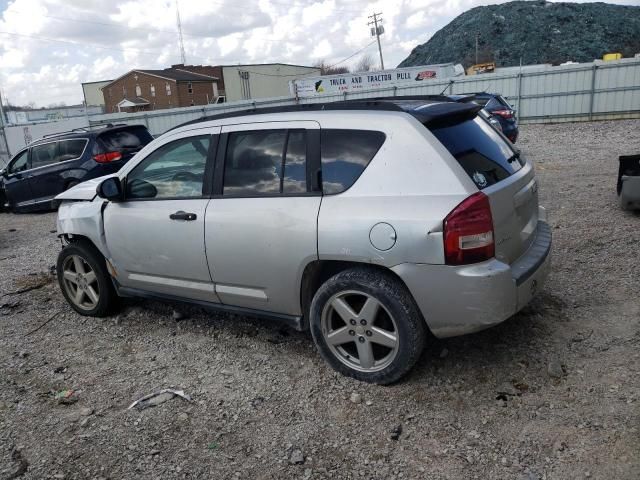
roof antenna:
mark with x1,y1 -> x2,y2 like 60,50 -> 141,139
176,0 -> 187,64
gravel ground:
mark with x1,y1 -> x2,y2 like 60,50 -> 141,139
1,119 -> 639,480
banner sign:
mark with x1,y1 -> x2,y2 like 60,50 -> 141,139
290,63 -> 464,98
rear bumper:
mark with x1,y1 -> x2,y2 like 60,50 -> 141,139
392,220 -> 551,338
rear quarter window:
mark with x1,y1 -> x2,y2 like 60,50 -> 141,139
431,117 -> 522,189
321,129 -> 385,194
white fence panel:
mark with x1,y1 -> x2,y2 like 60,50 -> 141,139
80,58 -> 640,134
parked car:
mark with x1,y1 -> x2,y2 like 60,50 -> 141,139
617,154 -> 640,210
449,93 -> 519,142
0,124 -> 153,212
54,97 -> 551,384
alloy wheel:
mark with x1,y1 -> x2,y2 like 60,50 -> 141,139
321,290 -> 399,372
61,254 -> 100,311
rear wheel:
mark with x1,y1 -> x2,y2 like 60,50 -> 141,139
310,267 -> 425,384
57,241 -> 117,317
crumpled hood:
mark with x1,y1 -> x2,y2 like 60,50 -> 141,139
55,174 -> 117,201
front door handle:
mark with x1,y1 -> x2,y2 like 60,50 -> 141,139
169,211 -> 197,221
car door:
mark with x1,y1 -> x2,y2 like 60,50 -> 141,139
103,127 -> 220,302
29,138 -> 89,204
3,149 -> 33,209
205,121 -> 321,315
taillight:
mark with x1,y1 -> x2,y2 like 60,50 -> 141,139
493,109 -> 514,119
443,192 -> 495,265
93,151 -> 122,163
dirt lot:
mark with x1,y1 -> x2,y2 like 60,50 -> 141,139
1,119 -> 639,480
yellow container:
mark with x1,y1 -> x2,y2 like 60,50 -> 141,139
603,53 -> 622,61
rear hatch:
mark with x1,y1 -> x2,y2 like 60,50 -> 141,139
430,116 -> 538,265
95,125 -> 153,162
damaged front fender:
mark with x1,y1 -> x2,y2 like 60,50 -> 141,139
57,199 -> 111,260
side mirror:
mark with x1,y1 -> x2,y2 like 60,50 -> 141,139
97,177 -> 123,201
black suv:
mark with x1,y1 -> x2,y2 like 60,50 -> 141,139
0,124 -> 153,212
449,93 -> 519,143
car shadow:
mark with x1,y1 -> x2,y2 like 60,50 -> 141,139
121,287 -> 566,385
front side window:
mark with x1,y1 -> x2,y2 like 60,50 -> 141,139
7,149 -> 29,174
223,129 -> 308,196
31,142 -> 58,169
126,135 -> 210,199
320,129 -> 385,194
56,139 -> 87,162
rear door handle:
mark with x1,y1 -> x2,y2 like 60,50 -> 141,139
169,211 -> 197,221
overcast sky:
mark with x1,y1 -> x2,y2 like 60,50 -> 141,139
0,0 -> 636,107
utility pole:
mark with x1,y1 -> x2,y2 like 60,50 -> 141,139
368,12 -> 385,70
0,88 -> 10,163
176,0 -> 187,64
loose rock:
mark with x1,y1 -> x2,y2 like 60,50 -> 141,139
289,449 -> 305,465
350,392 -> 362,404
548,359 -> 565,378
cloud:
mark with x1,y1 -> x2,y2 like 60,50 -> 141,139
0,0 -> 635,107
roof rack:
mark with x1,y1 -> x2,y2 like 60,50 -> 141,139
40,127 -> 89,139
171,95 -> 480,132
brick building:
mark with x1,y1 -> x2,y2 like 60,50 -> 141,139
101,65 -> 222,113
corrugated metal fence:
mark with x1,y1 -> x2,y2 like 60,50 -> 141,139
86,58 -> 640,137
1,58 -> 639,163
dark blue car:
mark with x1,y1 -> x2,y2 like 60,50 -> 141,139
449,93 -> 519,143
0,124 -> 153,212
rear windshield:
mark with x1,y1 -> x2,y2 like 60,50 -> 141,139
431,117 -> 522,189
98,126 -> 153,152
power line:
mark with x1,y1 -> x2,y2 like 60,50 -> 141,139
326,40 -> 377,69
4,6 -> 365,44
0,31 -> 168,57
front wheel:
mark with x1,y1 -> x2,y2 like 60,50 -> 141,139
57,241 -> 118,317
310,267 -> 426,384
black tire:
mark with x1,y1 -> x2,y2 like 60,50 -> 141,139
56,240 -> 118,317
310,267 -> 426,385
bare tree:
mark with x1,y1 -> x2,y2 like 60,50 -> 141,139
314,60 -> 350,76
354,54 -> 375,72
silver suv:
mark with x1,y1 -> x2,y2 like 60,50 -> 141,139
55,97 -> 551,384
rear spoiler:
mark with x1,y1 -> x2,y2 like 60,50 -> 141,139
411,102 -> 483,129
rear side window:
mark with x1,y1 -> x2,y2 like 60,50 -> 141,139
431,117 -> 521,189
98,126 -> 153,152
57,139 -> 87,162
223,129 -> 308,196
31,142 -> 58,169
321,129 -> 385,194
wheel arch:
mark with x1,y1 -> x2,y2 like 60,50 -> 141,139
299,259 -> 427,332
